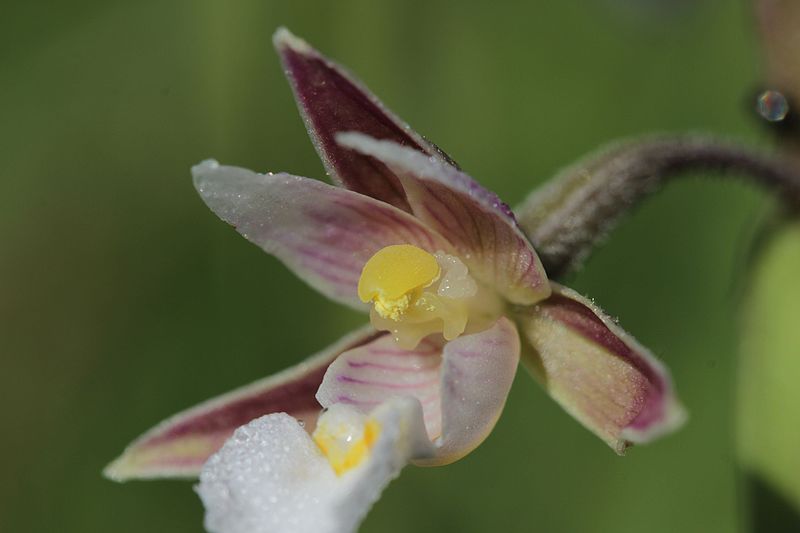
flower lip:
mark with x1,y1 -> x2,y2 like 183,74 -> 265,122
316,317 -> 522,466
197,397 -> 434,533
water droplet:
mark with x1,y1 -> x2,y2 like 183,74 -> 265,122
756,90 -> 790,122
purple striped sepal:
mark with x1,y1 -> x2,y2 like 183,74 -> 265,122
273,28 -> 457,212
104,327 -> 379,481
517,283 -> 686,453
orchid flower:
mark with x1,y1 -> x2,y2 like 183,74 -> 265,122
106,28 -> 686,533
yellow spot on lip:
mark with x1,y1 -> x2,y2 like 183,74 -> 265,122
358,244 -> 440,321
313,419 -> 381,476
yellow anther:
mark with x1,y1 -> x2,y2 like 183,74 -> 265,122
358,244 -> 440,321
313,419 -> 381,476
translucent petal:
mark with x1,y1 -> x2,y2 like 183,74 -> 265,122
423,317 -> 520,465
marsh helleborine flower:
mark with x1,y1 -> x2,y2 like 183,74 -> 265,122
106,28 -> 686,533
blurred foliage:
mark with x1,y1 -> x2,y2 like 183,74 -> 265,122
743,473 -> 800,533
0,1 -> 778,532
738,219 -> 800,529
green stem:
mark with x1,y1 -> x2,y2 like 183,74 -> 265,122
516,135 -> 800,278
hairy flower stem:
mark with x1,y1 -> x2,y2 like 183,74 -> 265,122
517,135 -> 800,278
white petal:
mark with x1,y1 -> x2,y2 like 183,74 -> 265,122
192,160 -> 451,310
197,398 -> 432,533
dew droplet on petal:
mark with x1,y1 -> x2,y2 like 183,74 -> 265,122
756,90 -> 790,122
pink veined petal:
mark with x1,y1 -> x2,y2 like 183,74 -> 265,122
517,283 -> 686,454
316,318 -> 520,465
192,160 -> 453,310
336,133 -> 550,306
315,334 -> 445,440
104,326 -> 381,481
273,28 -> 458,212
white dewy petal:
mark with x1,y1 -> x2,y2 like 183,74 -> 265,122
197,398 -> 432,533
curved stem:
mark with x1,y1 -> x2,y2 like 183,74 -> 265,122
516,135 -> 800,278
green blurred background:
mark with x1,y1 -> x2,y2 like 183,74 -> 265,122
0,1 -> 775,531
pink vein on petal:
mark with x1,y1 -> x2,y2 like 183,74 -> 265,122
337,375 -> 440,390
